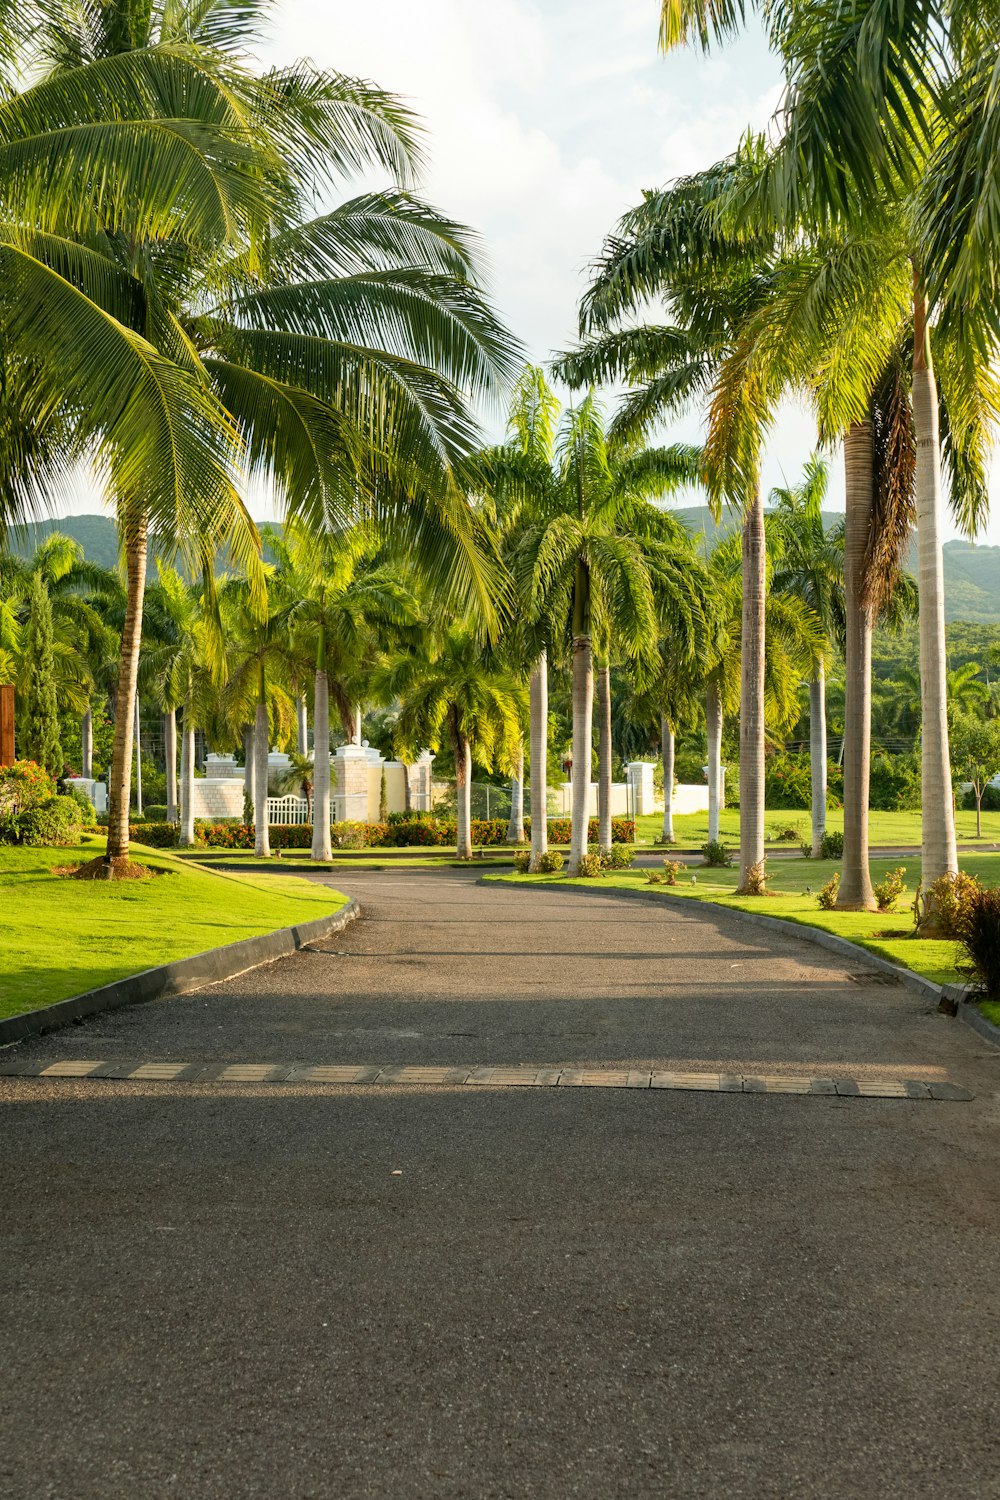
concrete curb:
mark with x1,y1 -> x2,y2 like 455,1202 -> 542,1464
0,899 -> 360,1048
479,876 -> 998,1049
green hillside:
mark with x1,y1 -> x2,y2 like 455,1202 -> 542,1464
11,509 -> 1000,623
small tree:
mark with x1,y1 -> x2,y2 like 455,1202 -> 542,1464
22,574 -> 63,776
950,715 -> 1000,838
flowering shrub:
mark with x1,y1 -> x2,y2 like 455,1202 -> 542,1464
543,818 -> 635,846
538,849 -> 564,873
0,760 -> 54,816
663,859 -> 683,885
0,762 -> 85,846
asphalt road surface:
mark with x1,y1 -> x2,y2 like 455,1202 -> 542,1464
2,869 -> 999,1499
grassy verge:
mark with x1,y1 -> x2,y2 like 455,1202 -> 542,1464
0,835 -> 349,1020
487,850 -> 1000,991
634,807 -> 1000,848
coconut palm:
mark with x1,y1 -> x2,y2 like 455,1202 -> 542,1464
19,0 -> 518,876
768,459 -> 844,855
382,626 -> 526,860
505,393 -> 702,873
270,522 -> 419,862
653,0 -> 1000,917
219,571 -> 299,857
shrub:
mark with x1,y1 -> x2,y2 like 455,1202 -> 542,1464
819,830 -> 844,859
741,858 -> 767,896
13,794 -> 85,847
575,851 -> 604,877
701,839 -> 734,867
331,822 -> 368,850
955,887 -> 1000,997
512,849 -> 532,873
817,872 -> 840,909
129,822 -> 177,848
869,751 -> 921,811
873,866 -> 906,911
538,849 -> 564,874
663,859 -> 683,885
0,759 -> 54,819
924,871 -> 982,938
601,843 -> 634,870
544,817 -> 635,846
143,803 -> 170,822
768,820 -> 804,843
645,870 -> 664,884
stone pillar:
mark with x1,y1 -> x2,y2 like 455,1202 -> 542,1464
625,760 -> 657,818
205,752 -> 238,778
334,743 -> 369,822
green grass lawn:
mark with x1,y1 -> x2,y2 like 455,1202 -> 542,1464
0,835 -> 349,1020
635,806 -> 1000,848
490,849 -> 1000,991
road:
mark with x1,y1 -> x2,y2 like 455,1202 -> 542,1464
1,868 -> 998,1499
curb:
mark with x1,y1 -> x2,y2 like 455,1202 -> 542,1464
0,899 -> 360,1049
479,876 -> 997,1048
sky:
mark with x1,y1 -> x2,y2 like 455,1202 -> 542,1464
67,0 -> 1000,544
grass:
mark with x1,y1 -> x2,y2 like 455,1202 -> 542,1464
489,849 -> 1000,992
636,807 -> 1000,848
0,835 -> 349,1020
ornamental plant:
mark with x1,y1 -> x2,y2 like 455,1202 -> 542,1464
873,867 -> 907,912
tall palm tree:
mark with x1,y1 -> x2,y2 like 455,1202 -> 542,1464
653,0 -> 1000,921
509,394 -> 703,873
382,625 -> 526,860
768,459 -> 844,855
271,522 -> 419,862
20,0 -> 519,875
220,570 -> 298,857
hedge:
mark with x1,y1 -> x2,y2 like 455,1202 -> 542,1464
128,814 -> 637,852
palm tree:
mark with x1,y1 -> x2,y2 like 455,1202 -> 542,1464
271,522 -> 419,862
220,571 -> 299,857
510,393 -> 702,873
19,0 -> 519,876
382,626 -> 526,860
653,0 -> 1000,919
769,459 -> 844,855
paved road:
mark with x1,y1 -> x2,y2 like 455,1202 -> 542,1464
2,869 -> 999,1499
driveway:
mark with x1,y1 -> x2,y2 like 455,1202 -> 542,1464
1,868 -> 998,1498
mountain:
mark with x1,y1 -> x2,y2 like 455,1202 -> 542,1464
10,509 -> 1000,624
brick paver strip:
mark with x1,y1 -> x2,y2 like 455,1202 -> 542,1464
0,1058 -> 975,1100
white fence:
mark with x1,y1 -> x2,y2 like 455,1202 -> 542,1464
266,794 -> 311,825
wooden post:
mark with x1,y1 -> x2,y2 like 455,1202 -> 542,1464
0,685 -> 13,766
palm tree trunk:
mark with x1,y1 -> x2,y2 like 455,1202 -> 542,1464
311,666 -> 332,862
105,512 -> 148,871
836,421 -> 877,910
912,278 -> 958,922
243,723 -> 255,822
253,658 -> 270,858
179,710 -> 196,847
529,651 -> 549,872
297,695 -> 308,755
661,713 -> 675,844
506,740 -> 525,843
569,564 -> 594,876
706,681 -> 723,843
454,725 -> 473,859
164,706 -> 178,823
809,664 -> 827,858
737,486 -> 766,893
81,706 -> 93,780
597,662 -> 613,854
